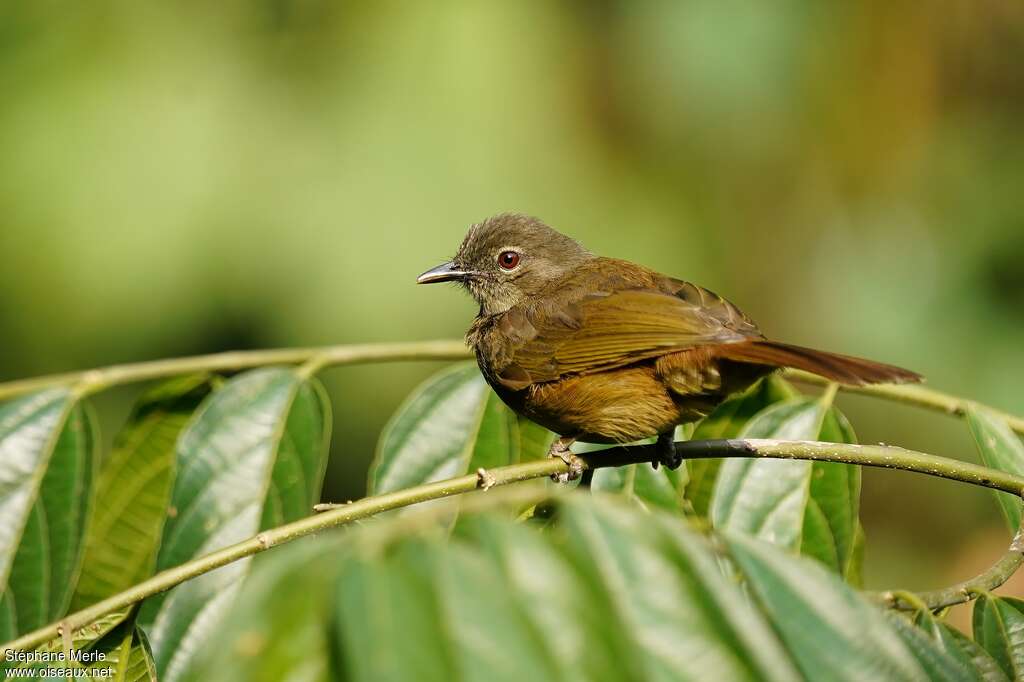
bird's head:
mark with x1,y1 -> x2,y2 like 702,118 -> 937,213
417,213 -> 593,314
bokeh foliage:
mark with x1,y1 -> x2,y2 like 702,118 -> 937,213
0,0 -> 1022,596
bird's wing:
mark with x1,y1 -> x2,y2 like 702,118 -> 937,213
493,280 -> 763,389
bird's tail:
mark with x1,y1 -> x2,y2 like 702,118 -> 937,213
716,340 -> 922,386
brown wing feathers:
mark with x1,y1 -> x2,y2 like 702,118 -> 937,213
492,261 -> 920,390
503,287 -> 752,385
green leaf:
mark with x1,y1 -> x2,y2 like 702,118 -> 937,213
105,626 -> 158,682
711,399 -> 826,552
204,494 -> 999,681
845,522 -> 867,589
71,375 -> 215,612
184,539 -> 334,682
914,608 -> 1009,682
966,407 -> 1024,533
0,610 -> 136,676
552,501 -> 801,681
369,364 -> 487,493
73,613 -> 158,681
1,392 -> 97,636
592,462 -> 682,512
973,593 -> 1024,680
453,514 -> 621,681
138,367 -> 330,682
724,530 -> 931,681
202,496 -> 813,681
686,375 -> 796,517
710,395 -> 862,577
352,539 -> 571,682
335,542 -> 465,681
802,408 -> 861,579
0,389 -> 77,596
369,363 -> 553,495
0,591 -> 15,643
883,611 -> 978,682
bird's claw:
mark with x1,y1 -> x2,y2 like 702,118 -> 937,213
552,453 -> 585,483
548,437 -> 584,483
654,432 -> 683,470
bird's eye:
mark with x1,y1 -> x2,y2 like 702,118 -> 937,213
497,250 -> 521,270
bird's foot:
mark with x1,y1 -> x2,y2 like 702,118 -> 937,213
652,432 -> 683,470
548,436 -> 584,483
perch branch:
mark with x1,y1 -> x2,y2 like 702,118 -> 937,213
5,438 -> 1024,655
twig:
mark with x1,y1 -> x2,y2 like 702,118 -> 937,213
5,438 -> 1024,655
0,340 -> 471,400
679,439 -> 1024,496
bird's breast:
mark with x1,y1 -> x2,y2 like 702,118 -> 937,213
485,364 -> 685,443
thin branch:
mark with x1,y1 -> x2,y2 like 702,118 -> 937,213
680,439 -> 1024,496
0,340 -> 471,400
873,525 -> 1024,612
5,438 -> 1024,655
0,343 -> 1021,439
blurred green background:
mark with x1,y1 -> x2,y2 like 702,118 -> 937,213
1,1 -> 1022,615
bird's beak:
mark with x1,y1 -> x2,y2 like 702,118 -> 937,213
416,261 -> 470,284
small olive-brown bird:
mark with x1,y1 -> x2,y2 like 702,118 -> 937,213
418,214 -> 921,481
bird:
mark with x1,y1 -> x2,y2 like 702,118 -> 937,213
417,213 -> 921,482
